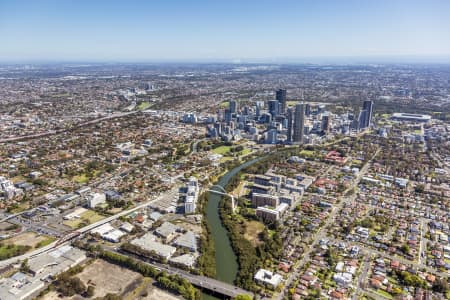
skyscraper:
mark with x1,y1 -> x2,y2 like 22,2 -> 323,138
266,129 -> 278,144
286,108 -> 293,143
293,103 -> 305,144
358,110 -> 367,130
229,99 -> 238,114
321,114 -> 331,132
224,109 -> 232,122
305,103 -> 311,116
276,89 -> 287,114
362,100 -> 373,128
268,100 -> 279,117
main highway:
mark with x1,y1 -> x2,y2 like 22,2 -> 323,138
0,111 -> 139,144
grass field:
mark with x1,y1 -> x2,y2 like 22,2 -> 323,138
0,244 -> 30,260
35,237 -> 56,248
64,210 -> 105,229
372,288 -> 394,299
9,202 -> 30,214
137,102 -> 151,110
220,156 -> 234,163
244,220 -> 265,246
2,232 -> 53,248
239,148 -> 253,157
299,149 -> 315,157
212,145 -> 231,155
0,232 -> 54,260
73,174 -> 89,183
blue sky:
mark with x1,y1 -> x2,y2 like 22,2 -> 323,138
0,0 -> 449,62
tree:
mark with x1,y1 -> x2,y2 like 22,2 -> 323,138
20,259 -> 30,273
432,278 -> 450,293
400,244 -> 410,255
415,184 -> 425,193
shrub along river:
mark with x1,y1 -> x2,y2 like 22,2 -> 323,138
202,157 -> 263,300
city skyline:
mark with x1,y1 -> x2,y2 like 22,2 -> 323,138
1,0 -> 450,63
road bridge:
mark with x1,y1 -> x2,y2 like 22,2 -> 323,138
116,248 -> 253,299
207,185 -> 236,213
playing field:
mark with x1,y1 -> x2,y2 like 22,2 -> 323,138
137,102 -> 151,110
212,145 -> 231,155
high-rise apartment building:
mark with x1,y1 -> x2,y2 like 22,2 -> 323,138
286,108 -> 293,142
229,99 -> 238,114
362,100 -> 373,128
293,103 -> 305,144
268,100 -> 279,117
276,89 -> 287,114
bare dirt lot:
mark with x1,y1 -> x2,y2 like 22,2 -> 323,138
76,259 -> 142,298
3,231 -> 52,248
143,286 -> 182,300
40,259 -> 182,300
124,277 -> 182,300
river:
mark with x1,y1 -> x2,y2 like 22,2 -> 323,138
202,157 -> 263,300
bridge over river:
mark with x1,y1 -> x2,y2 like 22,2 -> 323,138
150,261 -> 254,298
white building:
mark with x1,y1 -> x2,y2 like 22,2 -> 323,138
333,272 -> 353,287
87,192 -> 106,208
256,203 -> 289,223
91,223 -> 125,243
0,176 -> 22,200
254,269 -> 282,288
184,177 -> 199,214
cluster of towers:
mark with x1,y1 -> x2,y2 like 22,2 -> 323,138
205,88 -> 374,145
275,89 -> 305,144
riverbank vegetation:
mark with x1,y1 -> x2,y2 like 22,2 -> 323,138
197,194 -> 217,277
219,197 -> 283,291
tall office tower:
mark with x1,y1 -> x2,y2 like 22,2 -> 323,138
224,109 -> 232,122
305,103 -> 311,116
255,105 -> 261,117
268,100 -> 279,117
286,108 -> 293,142
276,89 -> 287,114
214,122 -> 222,136
321,114 -> 331,132
229,99 -> 238,114
362,100 -> 374,128
266,129 -> 278,144
358,110 -> 367,130
217,109 -> 224,122
293,103 -> 305,144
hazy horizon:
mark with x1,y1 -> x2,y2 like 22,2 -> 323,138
1,0 -> 450,63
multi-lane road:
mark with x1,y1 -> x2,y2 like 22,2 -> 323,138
0,111 -> 139,144
0,186 -> 179,268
